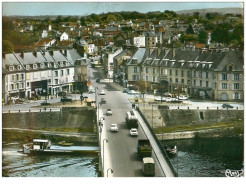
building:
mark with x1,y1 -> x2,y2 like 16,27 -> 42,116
35,38 -> 56,50
126,47 -> 243,101
2,49 -> 85,103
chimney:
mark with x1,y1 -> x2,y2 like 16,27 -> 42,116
33,51 -> 37,57
3,53 -> 6,59
21,52 -> 24,59
49,50 -> 54,56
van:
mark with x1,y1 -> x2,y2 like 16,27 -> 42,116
142,157 -> 155,176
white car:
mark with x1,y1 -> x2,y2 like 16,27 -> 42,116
106,109 -> 112,116
130,128 -> 138,136
88,88 -> 95,93
110,124 -> 118,132
99,90 -> 105,95
128,90 -> 140,95
178,95 -> 189,100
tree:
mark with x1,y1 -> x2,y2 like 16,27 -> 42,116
80,17 -> 86,26
186,24 -> 194,34
3,40 -> 14,53
198,30 -> 208,44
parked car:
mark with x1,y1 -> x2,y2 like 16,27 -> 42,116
110,124 -> 118,132
122,88 -> 130,93
222,104 -> 233,108
61,97 -> 72,102
178,95 -> 189,100
96,78 -> 100,83
41,101 -> 51,106
88,87 -> 95,93
106,109 -> 112,116
101,98 -> 106,104
130,128 -> 138,136
128,90 -> 140,95
99,90 -> 105,95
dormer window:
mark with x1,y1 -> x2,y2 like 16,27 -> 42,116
40,63 -> 44,68
60,62 -> 63,66
9,66 -> 13,71
26,65 -> 29,70
33,64 -> 37,69
229,66 -> 233,71
18,65 -> 21,70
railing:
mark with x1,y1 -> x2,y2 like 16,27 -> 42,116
2,108 -> 61,113
136,106 -> 178,177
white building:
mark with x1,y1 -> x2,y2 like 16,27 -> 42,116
107,48 -> 123,79
133,36 -> 145,48
60,32 -> 69,41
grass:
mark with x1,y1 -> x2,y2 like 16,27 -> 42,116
154,120 -> 244,134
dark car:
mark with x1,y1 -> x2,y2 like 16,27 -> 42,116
222,104 -> 233,108
122,88 -> 130,93
96,78 -> 100,83
61,97 -> 72,102
41,101 -> 51,106
101,98 -> 106,104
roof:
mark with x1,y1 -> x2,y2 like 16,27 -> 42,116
65,49 -> 83,65
15,51 -> 47,65
36,39 -> 54,47
56,41 -> 73,46
143,157 -> 154,164
128,48 -> 147,65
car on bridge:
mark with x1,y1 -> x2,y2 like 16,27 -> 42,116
106,109 -> 112,116
110,124 -> 118,132
101,98 -> 106,104
130,128 -> 138,136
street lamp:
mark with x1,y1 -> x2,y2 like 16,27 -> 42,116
103,139 -> 108,174
107,168 -> 113,177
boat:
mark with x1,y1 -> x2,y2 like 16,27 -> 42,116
164,145 -> 177,155
58,141 -> 74,146
22,139 -> 99,155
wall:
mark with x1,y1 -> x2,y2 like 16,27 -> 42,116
2,107 -> 96,132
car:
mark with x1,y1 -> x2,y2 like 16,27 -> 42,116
110,124 -> 118,132
128,90 -> 140,95
96,78 -> 100,83
130,128 -> 138,136
101,98 -> 106,104
41,101 -> 51,106
222,104 -> 233,108
178,95 -> 189,100
60,97 -> 72,102
122,88 -> 130,93
99,90 -> 105,95
106,109 -> 112,116
88,87 -> 95,93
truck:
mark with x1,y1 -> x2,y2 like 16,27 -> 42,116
142,157 -> 155,176
137,139 -> 152,159
125,110 -> 138,128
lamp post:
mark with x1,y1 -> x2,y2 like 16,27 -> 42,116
103,139 -> 108,175
107,168 -> 113,177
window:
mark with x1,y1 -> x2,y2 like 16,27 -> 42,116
134,67 -> 137,73
169,69 -> 172,76
16,83 -> 19,89
153,68 -> 155,74
222,74 -> 227,80
66,69 -> 70,75
206,81 -> 209,87
55,71 -> 58,77
199,71 -> 202,78
60,70 -> 64,76
234,74 -> 240,80
16,74 -> 19,81
27,82 -> 30,87
222,83 -> 227,89
175,70 -> 178,76
194,80 -> 196,86
18,65 -> 21,70
21,74 -> 24,80
26,65 -> 29,70
9,66 -> 13,71
187,71 -> 191,78
11,75 -> 14,82
11,84 -> 14,90
21,83 -> 24,89
153,76 -> 156,82
181,79 -> 184,84
33,64 -> 37,69
175,78 -> 178,83
200,80 -> 202,87
66,77 -> 68,83
161,68 -> 164,75
234,83 -> 240,89
146,68 -> 148,73
229,66 -> 233,71
170,78 -> 172,82
234,92 -> 239,99
48,79 -> 51,84
181,70 -> 184,77
55,79 -> 58,84
146,76 -> 149,81
206,72 -> 209,79
194,71 -> 197,78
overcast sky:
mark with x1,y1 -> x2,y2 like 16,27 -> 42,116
2,1 -> 243,16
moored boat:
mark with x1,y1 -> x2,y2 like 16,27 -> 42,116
164,145 -> 177,155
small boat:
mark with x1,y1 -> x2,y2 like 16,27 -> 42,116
23,139 -> 51,154
164,145 -> 177,155
58,141 -> 74,146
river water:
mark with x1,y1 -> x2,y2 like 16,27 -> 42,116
2,130 -> 99,177
2,130 -> 243,177
163,137 -> 244,177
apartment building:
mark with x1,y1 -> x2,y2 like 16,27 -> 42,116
2,49 -> 84,103
126,47 -> 243,101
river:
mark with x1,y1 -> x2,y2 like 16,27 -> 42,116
163,137 -> 244,177
2,130 -> 99,177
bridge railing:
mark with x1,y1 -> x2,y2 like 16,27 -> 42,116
136,106 -> 178,177
2,108 -> 61,113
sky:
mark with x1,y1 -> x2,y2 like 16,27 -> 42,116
2,1 -> 243,16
